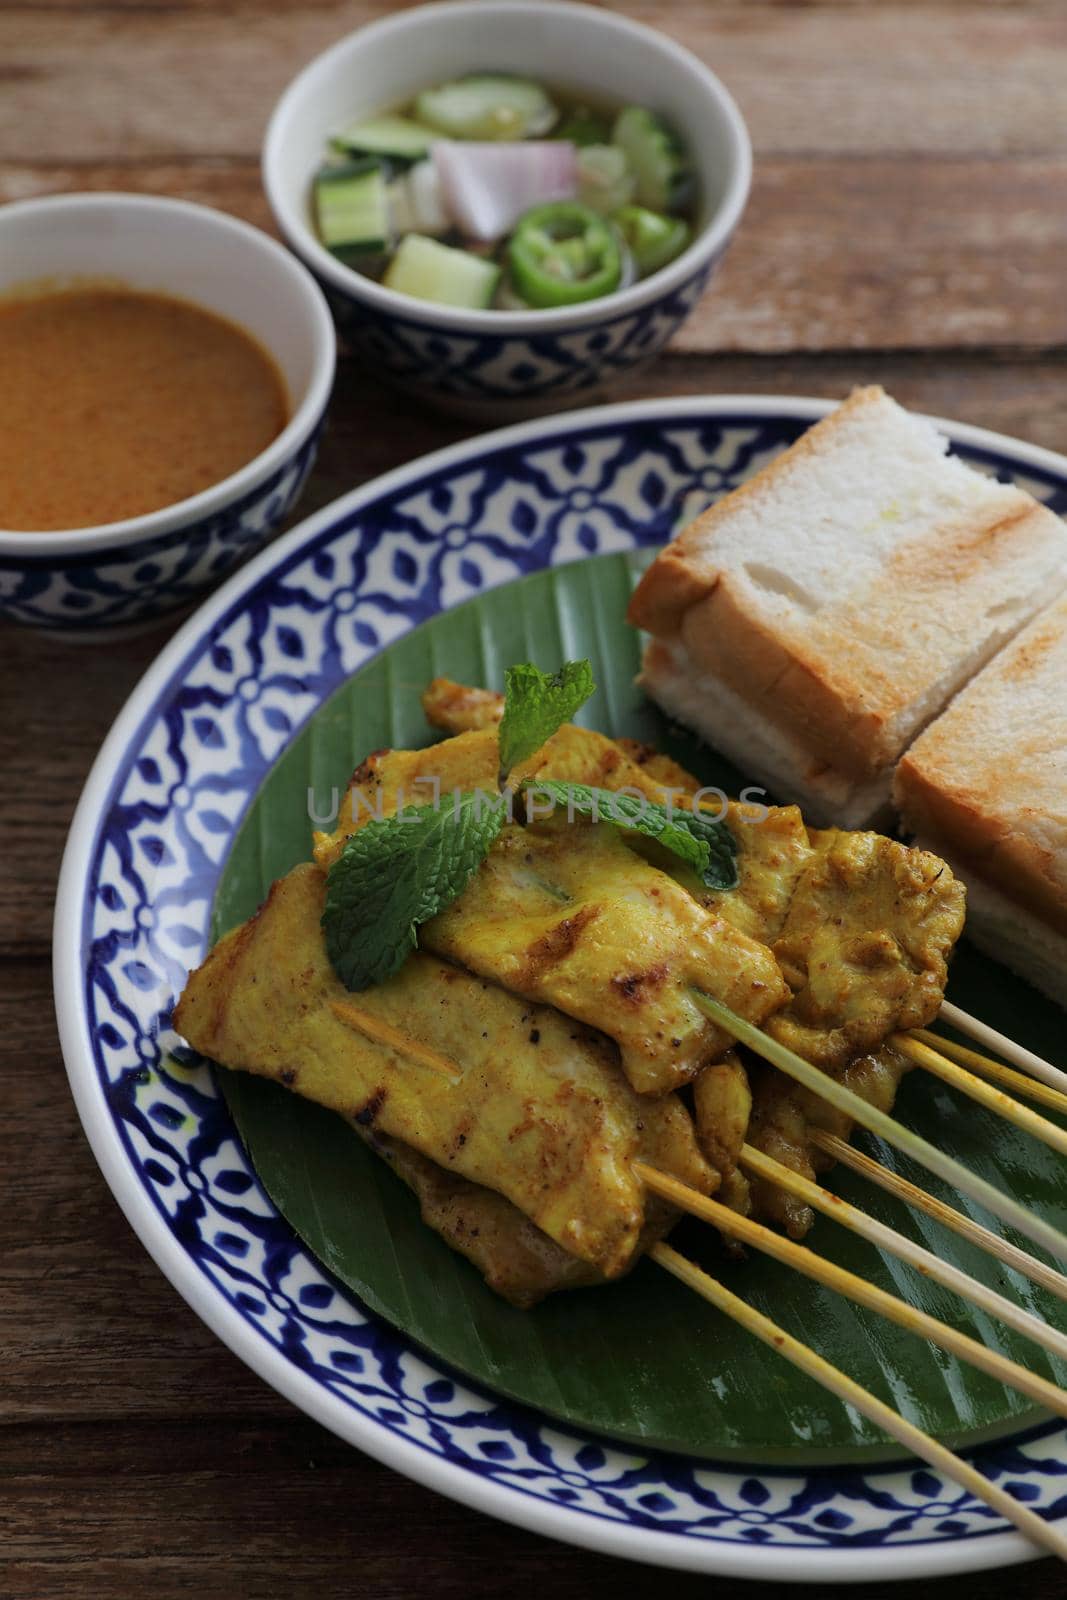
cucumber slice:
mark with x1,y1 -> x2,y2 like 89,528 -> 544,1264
611,106 -> 691,211
383,233 -> 501,309
414,74 -> 558,141
576,145 -> 636,215
314,159 -> 391,257
331,114 -> 433,162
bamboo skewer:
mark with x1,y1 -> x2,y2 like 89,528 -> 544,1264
330,1000 -> 462,1082
811,1130 -> 1067,1304
691,991 -> 1067,1266
635,1164 -> 1067,1422
337,958 -> 1067,1550
911,1028 -> 1067,1118
736,1144 -> 1067,1364
893,1033 -> 1067,1160
651,1242 -> 1067,1564
938,1001 -> 1067,1096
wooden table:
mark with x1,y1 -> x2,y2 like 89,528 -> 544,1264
3,2 -> 1066,1594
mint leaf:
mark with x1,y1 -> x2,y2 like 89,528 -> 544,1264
497,659 -> 595,780
526,780 -> 739,891
676,805 -> 741,890
322,792 -> 507,990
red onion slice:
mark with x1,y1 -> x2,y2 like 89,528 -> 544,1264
433,141 -> 578,242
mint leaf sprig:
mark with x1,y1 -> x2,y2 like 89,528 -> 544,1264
322,792 -> 507,991
525,780 -> 738,892
497,659 -> 596,783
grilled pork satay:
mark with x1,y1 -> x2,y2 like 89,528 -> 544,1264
691,1051 -> 754,1217
357,1129 -> 604,1306
425,815 -> 787,1095
360,1129 -> 685,1308
578,728 -> 965,1094
422,677 -> 504,733
762,831 -> 965,1071
421,681 -> 726,816
421,682 -> 816,944
415,688 -> 966,1080
692,1051 -> 751,1179
174,863 -> 715,1279
742,1044 -> 913,1238
314,732 -> 790,1095
693,823 -> 963,1226
322,685 -> 965,1243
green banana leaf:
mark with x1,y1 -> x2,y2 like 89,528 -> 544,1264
212,551 -> 1067,1463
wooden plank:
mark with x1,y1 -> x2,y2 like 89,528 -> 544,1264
4,349 -> 1067,963
1,5 -> 1066,161
0,959 -> 286,1421
6,157 -> 1067,354
9,0 -> 1054,10
686,158 -> 1067,353
4,1415 -> 1061,1600
0,160 -> 274,233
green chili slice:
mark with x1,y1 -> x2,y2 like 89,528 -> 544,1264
614,205 -> 692,278
507,201 -> 623,307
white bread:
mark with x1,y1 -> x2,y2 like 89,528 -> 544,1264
914,843 -> 1067,1012
641,637 -> 892,828
629,386 -> 1067,826
895,591 -> 1067,1006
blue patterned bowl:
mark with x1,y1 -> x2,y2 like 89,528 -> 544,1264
55,397 -> 1067,1582
263,1 -> 750,418
0,194 -> 335,633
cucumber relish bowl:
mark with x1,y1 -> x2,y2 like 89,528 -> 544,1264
262,0 -> 751,419
0,192 -> 336,635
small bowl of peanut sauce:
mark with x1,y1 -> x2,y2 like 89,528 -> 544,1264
0,193 -> 335,632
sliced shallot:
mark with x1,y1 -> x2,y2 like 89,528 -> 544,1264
433,140 -> 578,242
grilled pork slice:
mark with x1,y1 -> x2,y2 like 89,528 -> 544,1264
426,815 -> 787,1095
174,863 -> 715,1280
693,818 -> 963,1218
762,830 -> 964,1071
359,1129 -> 682,1308
313,728 -> 790,1095
692,1052 -> 751,1184
628,386 -> 1067,827
895,589 -> 1067,1009
688,825 -> 963,1222
422,677 -> 504,733
742,1044 -> 913,1238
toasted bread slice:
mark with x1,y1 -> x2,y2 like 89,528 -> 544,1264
629,387 -> 1067,825
895,591 -> 1067,1006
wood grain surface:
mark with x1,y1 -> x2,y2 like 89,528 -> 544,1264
2,2 -> 1066,1595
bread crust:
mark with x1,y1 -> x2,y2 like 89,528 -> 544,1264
640,638 -> 894,828
895,594 -> 1067,936
630,386 -> 1067,797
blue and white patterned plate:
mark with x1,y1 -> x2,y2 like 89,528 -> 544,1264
54,398 -> 1067,1583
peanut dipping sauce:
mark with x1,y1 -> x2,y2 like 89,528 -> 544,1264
0,285 -> 289,532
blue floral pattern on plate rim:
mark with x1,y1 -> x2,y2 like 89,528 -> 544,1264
323,259 -> 716,403
55,397 -> 1067,1582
